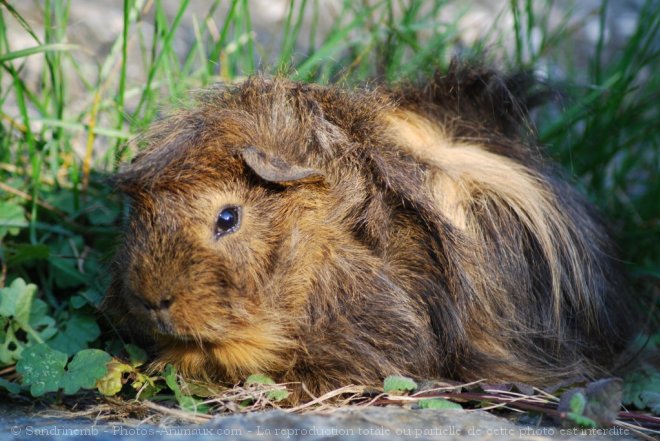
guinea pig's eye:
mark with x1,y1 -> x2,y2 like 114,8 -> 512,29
215,206 -> 241,238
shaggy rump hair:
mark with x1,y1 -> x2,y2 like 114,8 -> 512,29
104,62 -> 633,399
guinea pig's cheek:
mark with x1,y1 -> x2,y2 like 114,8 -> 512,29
124,295 -> 150,319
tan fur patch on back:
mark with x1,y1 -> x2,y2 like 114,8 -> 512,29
384,110 -> 588,322
384,111 -> 470,229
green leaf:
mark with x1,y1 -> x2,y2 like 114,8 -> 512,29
178,395 -> 210,414
0,201 -> 26,239
182,380 -> 223,398
125,344 -> 148,367
0,327 -> 23,365
6,244 -> 50,266
568,391 -> 587,414
163,364 -> 208,413
49,256 -> 89,289
73,289 -> 104,309
565,391 -> 598,428
16,343 -> 67,397
48,236 -> 91,289
0,278 -> 37,325
244,374 -> 288,401
28,299 -> 57,341
47,311 -> 100,355
245,374 -> 276,385
417,398 -> 462,410
132,372 -> 161,399
384,375 -> 418,394
640,391 -> 660,415
0,279 -> 51,354
96,360 -> 133,396
239,399 -> 253,408
163,364 -> 181,395
566,412 -> 598,428
60,349 -> 112,395
0,377 -> 21,394
69,295 -> 88,309
41,192 -> 77,216
266,388 -> 290,402
623,369 -> 660,410
86,201 -> 120,226
559,389 -> 600,428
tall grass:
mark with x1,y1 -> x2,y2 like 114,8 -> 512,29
0,0 -> 657,376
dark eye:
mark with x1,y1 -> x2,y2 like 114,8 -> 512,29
215,206 -> 241,238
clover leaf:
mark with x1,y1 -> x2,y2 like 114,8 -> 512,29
0,277 -> 37,325
48,311 -> 100,355
16,344 -> 67,397
60,349 -> 112,394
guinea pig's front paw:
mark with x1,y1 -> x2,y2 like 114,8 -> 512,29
151,324 -> 297,384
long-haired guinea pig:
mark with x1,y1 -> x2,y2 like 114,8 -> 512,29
104,62 -> 633,397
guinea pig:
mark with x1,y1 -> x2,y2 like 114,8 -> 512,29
103,62 -> 633,398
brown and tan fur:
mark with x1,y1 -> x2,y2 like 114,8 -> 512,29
103,62 -> 633,398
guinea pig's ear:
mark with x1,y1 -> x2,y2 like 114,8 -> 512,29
241,146 -> 324,185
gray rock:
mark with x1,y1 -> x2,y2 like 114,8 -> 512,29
1,403 -> 640,441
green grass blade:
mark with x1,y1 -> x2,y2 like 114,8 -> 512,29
0,43 -> 77,63
294,2 -> 379,81
209,0 -> 240,78
131,0 -> 190,123
0,0 -> 43,44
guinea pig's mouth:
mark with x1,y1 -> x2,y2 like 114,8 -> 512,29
145,311 -> 198,342
149,317 -> 217,345
152,316 -> 176,336
154,332 -> 191,341
152,326 -> 199,344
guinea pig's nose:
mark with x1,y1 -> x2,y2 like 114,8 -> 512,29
159,297 -> 172,310
139,296 -> 173,311
153,310 -> 176,335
